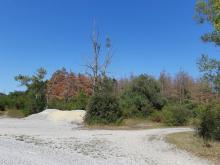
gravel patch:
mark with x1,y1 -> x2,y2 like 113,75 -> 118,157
0,115 -> 213,165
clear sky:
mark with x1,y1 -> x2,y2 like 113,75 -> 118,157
0,0 -> 219,93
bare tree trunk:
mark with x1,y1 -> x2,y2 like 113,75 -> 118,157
85,27 -> 113,95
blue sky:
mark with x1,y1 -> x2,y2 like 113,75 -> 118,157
0,0 -> 219,93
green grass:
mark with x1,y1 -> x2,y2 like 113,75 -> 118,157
166,132 -> 220,165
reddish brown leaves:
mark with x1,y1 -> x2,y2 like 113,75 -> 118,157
46,68 -> 92,101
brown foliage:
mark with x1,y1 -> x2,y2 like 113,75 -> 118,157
46,68 -> 92,102
159,70 -> 216,104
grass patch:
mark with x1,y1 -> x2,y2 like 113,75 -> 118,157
85,118 -> 166,130
4,109 -> 25,118
0,111 -> 5,116
122,118 -> 165,128
166,132 -> 220,164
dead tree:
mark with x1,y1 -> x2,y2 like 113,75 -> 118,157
85,28 -> 113,94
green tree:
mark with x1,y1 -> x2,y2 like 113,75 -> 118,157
162,105 -> 191,126
195,0 -> 220,94
195,0 -> 220,45
197,54 -> 220,93
195,1 -> 220,143
15,68 -> 47,114
120,74 -> 166,118
197,104 -> 220,142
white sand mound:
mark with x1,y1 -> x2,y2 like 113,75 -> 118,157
25,109 -> 86,124
48,109 -> 86,123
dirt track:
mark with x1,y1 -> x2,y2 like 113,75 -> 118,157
0,117 -> 213,165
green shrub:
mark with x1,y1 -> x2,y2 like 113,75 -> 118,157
48,91 -> 89,110
120,92 -> 155,118
0,98 -> 6,111
120,74 -> 166,118
197,105 -> 220,141
0,104 -> 5,111
184,101 -> 199,117
47,99 -> 66,110
69,91 -> 89,110
21,109 -> 31,117
162,105 -> 190,126
6,91 -> 27,110
24,92 -> 46,114
149,111 -> 164,122
188,104 -> 206,126
85,93 -> 122,125
0,95 -> 9,111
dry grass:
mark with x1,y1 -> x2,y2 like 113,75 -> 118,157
85,118 -> 166,130
2,109 -> 25,118
0,111 -> 5,116
166,132 -> 220,165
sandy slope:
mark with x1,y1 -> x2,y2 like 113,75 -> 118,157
25,109 -> 86,123
0,111 -> 213,165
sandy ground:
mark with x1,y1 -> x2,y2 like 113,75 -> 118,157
0,111 -> 214,165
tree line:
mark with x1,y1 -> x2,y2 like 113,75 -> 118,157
0,67 -> 218,125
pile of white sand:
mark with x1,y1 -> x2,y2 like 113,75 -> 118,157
25,109 -> 86,124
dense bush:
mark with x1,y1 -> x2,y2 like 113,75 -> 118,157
149,111 -> 164,122
120,92 -> 155,118
47,99 -> 66,110
0,97 -> 6,111
85,93 -> 122,124
48,91 -> 89,110
0,92 -> 29,112
120,74 -> 166,118
162,105 -> 191,126
197,105 -> 220,141
5,91 -> 27,110
0,92 -> 28,116
70,91 -> 89,110
98,77 -> 118,95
